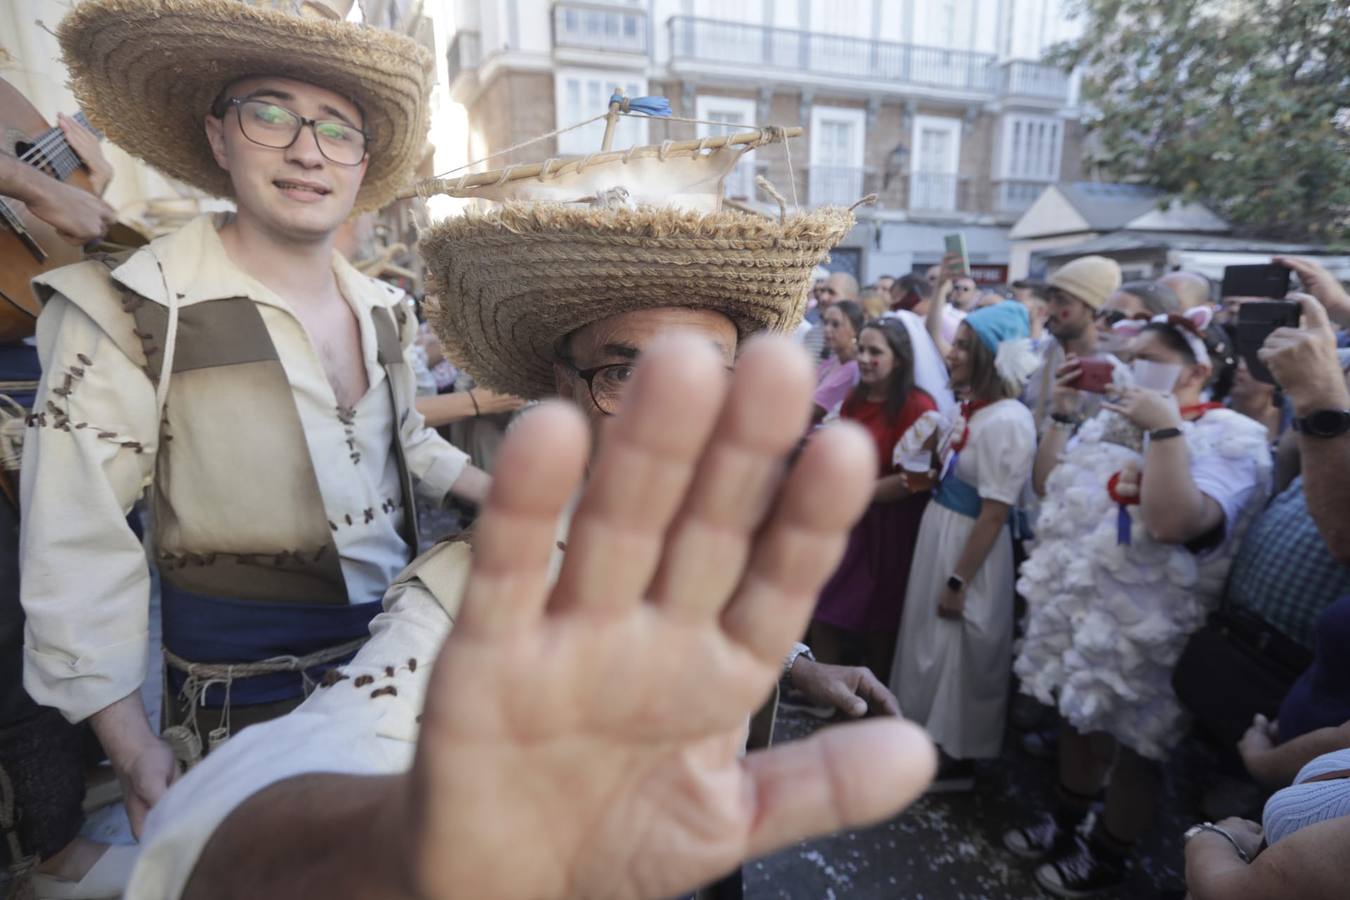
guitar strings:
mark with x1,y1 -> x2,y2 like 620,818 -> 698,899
19,114 -> 90,169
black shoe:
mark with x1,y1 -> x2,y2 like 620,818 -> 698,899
927,756 -> 976,793
1034,838 -> 1125,897
1021,727 -> 1059,760
1002,813 -> 1077,861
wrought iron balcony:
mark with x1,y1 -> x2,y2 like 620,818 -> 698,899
554,2 -> 647,54
669,16 -> 999,94
1000,60 -> 1070,102
447,30 -> 480,86
995,179 -> 1050,215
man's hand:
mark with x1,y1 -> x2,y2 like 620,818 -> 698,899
1104,385 -> 1183,431
1274,256 -> 1350,328
1050,358 -> 1086,417
57,113 -> 114,196
473,387 -> 527,416
1259,295 -> 1350,416
788,658 -> 900,718
24,173 -> 117,244
398,335 -> 936,900
90,693 -> 179,839
1238,713 -> 1279,783
1215,817 -> 1265,861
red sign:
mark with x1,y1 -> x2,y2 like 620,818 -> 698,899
971,265 -> 1009,286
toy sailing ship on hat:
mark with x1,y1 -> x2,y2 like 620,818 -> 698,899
411,89 -> 858,399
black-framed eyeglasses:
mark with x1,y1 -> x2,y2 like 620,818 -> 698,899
565,360 -> 735,416
1096,308 -> 1129,327
227,98 -> 368,166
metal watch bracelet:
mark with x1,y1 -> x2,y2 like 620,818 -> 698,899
1184,823 -> 1251,863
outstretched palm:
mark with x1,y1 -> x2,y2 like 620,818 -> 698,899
404,336 -> 935,900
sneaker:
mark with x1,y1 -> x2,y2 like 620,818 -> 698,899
1034,839 -> 1125,898
1002,814 -> 1077,860
927,756 -> 976,793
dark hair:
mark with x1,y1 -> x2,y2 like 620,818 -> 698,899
828,299 -> 866,335
854,319 -> 916,425
1120,280 -> 1180,315
894,273 -> 932,300
961,325 -> 1020,402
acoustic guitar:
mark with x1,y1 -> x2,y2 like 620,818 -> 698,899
0,78 -> 143,343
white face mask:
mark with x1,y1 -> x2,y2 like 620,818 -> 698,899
1131,359 -> 1184,393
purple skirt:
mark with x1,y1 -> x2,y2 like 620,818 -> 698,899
813,492 -> 929,633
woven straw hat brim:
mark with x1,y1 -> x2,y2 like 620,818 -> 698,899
58,0 -> 432,212
420,204 -> 855,399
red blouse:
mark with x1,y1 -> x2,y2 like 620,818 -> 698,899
839,389 -> 939,477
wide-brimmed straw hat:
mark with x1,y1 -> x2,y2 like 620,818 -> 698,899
420,203 -> 854,399
58,0 -> 433,212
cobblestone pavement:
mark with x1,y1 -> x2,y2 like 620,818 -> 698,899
744,704 -> 1208,900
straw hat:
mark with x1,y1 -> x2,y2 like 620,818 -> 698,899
58,0 -> 433,212
421,203 -> 855,399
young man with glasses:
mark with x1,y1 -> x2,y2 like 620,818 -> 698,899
20,1 -> 488,859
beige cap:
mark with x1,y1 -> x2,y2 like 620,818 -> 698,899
1047,255 -> 1122,310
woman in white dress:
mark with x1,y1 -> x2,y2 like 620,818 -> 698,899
891,301 -> 1039,790
1004,307 -> 1271,897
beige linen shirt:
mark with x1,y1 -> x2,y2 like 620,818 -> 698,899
20,215 -> 469,723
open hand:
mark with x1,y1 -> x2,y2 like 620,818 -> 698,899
400,335 -> 936,900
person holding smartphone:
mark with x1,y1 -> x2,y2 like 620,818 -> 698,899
1007,307 -> 1271,896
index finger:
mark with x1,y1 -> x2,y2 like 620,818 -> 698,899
1294,292 -> 1332,332
855,670 -> 901,716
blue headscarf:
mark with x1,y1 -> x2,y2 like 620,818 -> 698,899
964,301 -> 1030,354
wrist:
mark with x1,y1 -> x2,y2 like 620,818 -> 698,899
90,695 -> 158,765
1288,383 -> 1350,418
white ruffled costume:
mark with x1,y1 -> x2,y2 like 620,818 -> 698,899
1014,407 -> 1272,760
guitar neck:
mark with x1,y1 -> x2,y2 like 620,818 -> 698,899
24,111 -> 101,183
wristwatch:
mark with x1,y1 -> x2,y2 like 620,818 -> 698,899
1149,427 -> 1183,442
1183,822 -> 1251,863
1292,408 -> 1350,439
946,574 -> 966,593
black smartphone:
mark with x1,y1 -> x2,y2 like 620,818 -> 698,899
1221,264 -> 1291,300
1235,301 -> 1302,384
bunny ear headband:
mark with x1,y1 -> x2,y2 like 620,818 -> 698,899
1112,306 -> 1214,365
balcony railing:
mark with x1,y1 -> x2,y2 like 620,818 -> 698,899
995,179 -> 1050,215
669,16 -> 998,94
554,2 -> 647,54
907,172 -> 977,214
1001,60 -> 1070,101
447,30 -> 480,85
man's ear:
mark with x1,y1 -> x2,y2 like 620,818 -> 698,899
204,114 -> 230,172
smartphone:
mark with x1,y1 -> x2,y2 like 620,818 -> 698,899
943,233 -> 971,277
1235,301 -> 1302,384
1070,357 -> 1115,394
1221,264 -> 1291,300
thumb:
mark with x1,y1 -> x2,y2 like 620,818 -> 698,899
1292,292 -> 1331,332
825,680 -> 867,717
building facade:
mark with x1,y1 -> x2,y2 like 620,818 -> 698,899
438,0 -> 1087,283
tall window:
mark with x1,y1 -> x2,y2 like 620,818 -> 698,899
910,115 -> 962,211
695,96 -> 758,201
809,105 -> 866,207
1001,114 -> 1063,181
555,71 -> 648,156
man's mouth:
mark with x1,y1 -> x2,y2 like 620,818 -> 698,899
273,179 -> 331,196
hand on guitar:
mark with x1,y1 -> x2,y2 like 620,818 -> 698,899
57,113 -> 114,196
24,171 -> 116,244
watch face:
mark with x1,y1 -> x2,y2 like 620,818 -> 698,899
1306,409 -> 1350,437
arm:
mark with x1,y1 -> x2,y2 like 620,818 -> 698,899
938,499 -> 1013,619
1033,360 -> 1087,495
1260,296 -> 1350,564
1187,816 -> 1350,900
415,388 -> 525,429
0,151 -> 116,243
1274,256 -> 1350,330
1033,426 -> 1070,497
872,472 -> 912,503
1240,715 -> 1350,790
20,294 -> 169,834
925,279 -> 951,355
1138,432 -> 1225,544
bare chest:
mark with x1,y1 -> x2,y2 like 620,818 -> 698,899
290,297 -> 371,410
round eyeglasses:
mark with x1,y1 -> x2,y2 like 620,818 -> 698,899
228,98 -> 368,166
568,362 -> 636,417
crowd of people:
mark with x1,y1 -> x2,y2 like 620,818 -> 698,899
0,2 -> 1347,900
799,249 -> 1350,897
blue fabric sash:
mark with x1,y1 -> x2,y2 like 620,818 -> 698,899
161,584 -> 380,707
933,468 -> 983,519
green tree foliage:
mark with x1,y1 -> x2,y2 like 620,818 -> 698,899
1054,0 -> 1349,244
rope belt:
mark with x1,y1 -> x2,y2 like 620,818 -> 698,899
161,636 -> 368,766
